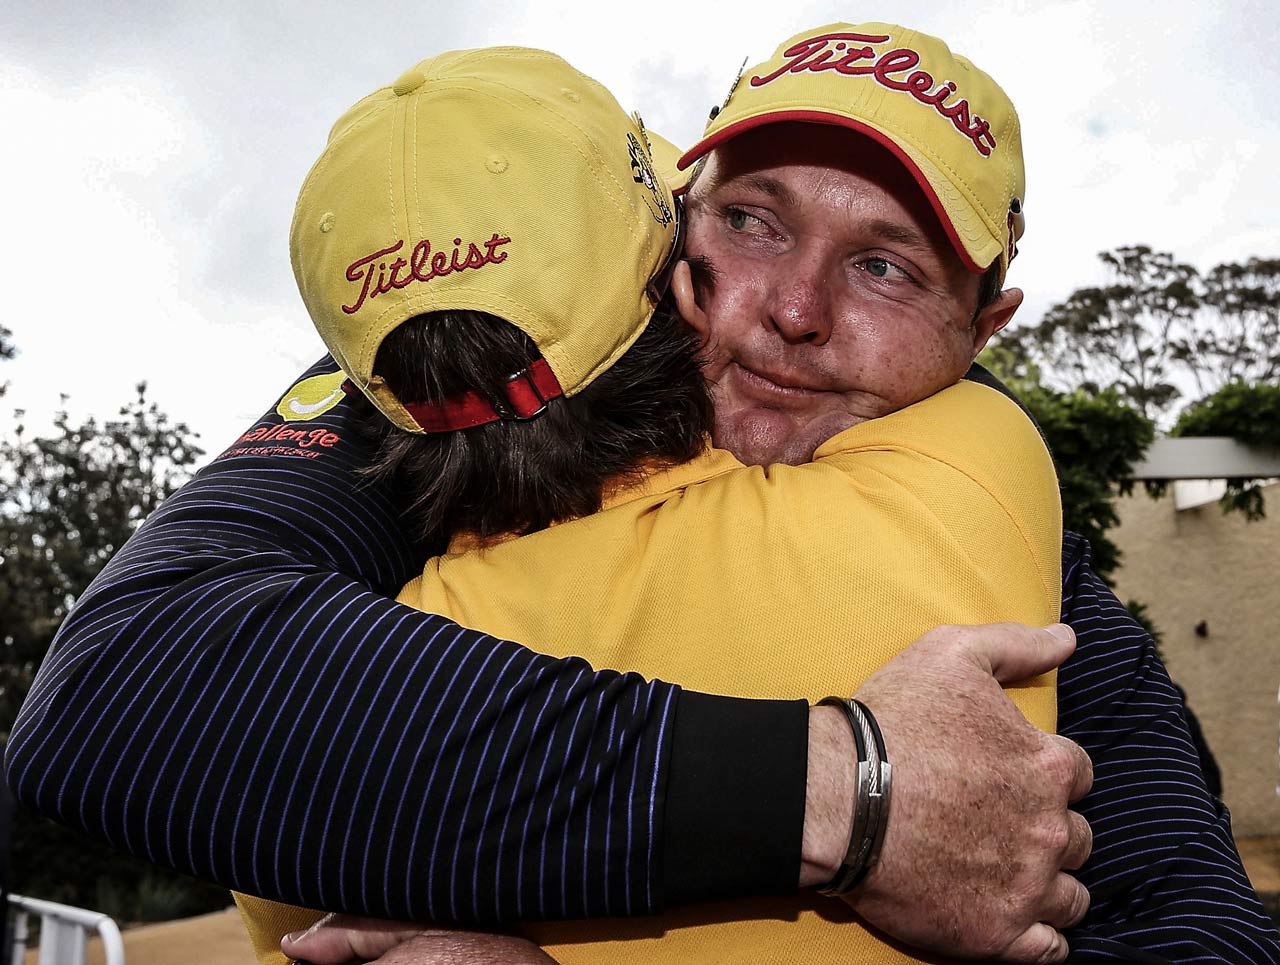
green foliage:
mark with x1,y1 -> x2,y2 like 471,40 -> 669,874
1024,386 -> 1154,580
0,386 -> 203,734
1174,381 -> 1280,449
1172,382 -> 1280,520
980,345 -> 1156,580
13,812 -> 231,923
974,340 -> 1041,397
0,362 -> 224,917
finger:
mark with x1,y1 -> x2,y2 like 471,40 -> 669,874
1062,737 -> 1094,802
282,914 -> 426,962
1040,871 -> 1091,930
963,623 -> 1077,685
281,913 -> 344,963
1061,810 -> 1093,871
998,922 -> 1069,963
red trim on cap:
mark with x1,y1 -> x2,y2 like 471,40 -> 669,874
345,357 -> 565,433
678,111 -> 984,273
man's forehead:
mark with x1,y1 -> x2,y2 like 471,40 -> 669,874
695,123 -> 918,198
691,123 -> 956,255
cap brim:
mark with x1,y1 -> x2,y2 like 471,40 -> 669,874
678,110 -> 1002,274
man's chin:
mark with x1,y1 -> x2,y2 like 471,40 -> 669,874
713,409 -> 819,467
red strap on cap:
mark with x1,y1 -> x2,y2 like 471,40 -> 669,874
343,358 -> 564,433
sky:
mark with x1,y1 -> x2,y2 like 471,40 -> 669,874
2,0 -> 1277,456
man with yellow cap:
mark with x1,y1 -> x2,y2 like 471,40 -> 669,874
278,23 -> 1277,965
232,36 -> 1067,965
10,21 -> 1276,965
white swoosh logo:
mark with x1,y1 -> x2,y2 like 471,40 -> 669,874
287,389 -> 342,415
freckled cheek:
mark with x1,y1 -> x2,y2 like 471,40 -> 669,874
703,258 -> 769,345
882,337 -> 967,404
843,325 -> 941,401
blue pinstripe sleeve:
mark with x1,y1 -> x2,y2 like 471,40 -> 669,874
4,356 -> 808,923
1059,532 -> 1280,962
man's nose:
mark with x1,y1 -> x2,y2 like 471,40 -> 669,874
765,255 -> 834,346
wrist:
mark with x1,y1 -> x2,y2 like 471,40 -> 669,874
798,703 -> 856,887
817,697 -> 893,896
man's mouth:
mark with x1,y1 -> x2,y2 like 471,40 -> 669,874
730,361 -> 828,402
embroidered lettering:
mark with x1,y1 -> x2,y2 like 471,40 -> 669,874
341,232 -> 512,314
749,32 -> 998,157
235,424 -> 343,448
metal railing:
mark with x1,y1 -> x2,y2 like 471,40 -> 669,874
7,894 -> 124,965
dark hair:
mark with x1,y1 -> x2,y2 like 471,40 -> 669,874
358,303 -> 712,546
976,262 -> 1003,313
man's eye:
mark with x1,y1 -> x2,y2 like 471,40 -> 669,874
859,256 -> 910,282
727,208 -> 762,231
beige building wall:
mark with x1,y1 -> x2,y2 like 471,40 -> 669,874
1110,481 -> 1280,837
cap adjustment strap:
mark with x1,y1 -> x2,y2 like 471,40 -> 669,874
342,357 -> 564,433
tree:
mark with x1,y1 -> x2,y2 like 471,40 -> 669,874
1009,246 -> 1198,424
0,356 -> 227,919
1025,388 -> 1152,581
1185,258 -> 1280,396
0,324 -> 13,399
979,347 -> 1155,581
1008,248 -> 1280,429
0,386 -> 203,732
1172,381 -> 1280,521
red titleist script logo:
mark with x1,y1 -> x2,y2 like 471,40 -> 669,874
750,32 -> 998,157
342,233 -> 512,315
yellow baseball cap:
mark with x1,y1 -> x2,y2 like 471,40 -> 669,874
678,23 -> 1026,279
291,47 -> 680,433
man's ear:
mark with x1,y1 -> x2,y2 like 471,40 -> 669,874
971,287 -> 1022,359
671,260 -> 710,339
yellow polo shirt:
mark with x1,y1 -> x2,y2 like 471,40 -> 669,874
236,379 -> 1061,964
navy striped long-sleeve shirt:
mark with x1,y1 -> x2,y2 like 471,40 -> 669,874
7,356 -> 1278,961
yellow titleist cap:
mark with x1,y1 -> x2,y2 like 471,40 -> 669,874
291,47 -> 680,433
678,23 -> 1026,278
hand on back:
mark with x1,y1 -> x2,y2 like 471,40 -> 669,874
845,622 -> 1092,963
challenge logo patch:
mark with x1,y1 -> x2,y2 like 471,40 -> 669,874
277,370 -> 347,422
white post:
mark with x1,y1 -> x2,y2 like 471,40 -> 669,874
9,911 -> 27,965
6,894 -> 125,965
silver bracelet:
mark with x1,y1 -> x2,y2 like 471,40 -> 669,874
816,696 -> 893,896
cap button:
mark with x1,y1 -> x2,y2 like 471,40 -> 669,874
392,68 -> 426,96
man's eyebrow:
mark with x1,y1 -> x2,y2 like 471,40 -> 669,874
860,218 -> 934,252
710,172 -> 799,208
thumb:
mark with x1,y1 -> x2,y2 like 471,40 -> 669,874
281,914 -> 423,963
280,914 -> 350,964
973,622 -> 1075,685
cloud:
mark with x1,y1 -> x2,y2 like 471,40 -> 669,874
3,0 -> 1277,450
0,65 -> 222,432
